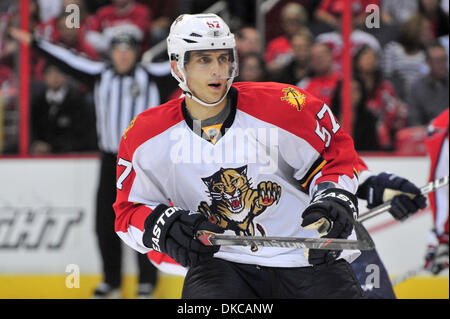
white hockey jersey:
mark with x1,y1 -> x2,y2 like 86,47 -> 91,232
114,82 -> 361,275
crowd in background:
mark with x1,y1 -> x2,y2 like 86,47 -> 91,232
0,0 -> 448,155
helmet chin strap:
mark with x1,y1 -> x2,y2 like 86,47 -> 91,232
179,78 -> 233,108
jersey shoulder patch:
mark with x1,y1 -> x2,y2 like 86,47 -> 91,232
280,86 -> 307,112
233,82 -> 321,115
233,82 -> 323,129
122,116 -> 138,139
121,98 -> 184,152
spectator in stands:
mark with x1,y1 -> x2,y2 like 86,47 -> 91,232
331,77 -> 379,151
382,14 -> 433,102
353,45 -> 407,151
381,0 -> 418,25
0,4 -> 15,62
0,63 -> 18,154
30,62 -> 96,154
137,0 -> 178,46
235,26 -> 262,58
236,52 -> 268,83
300,42 -> 340,107
376,0 -> 419,46
0,0 -> 46,80
0,1 -> 47,154
85,0 -> 152,56
264,0 -> 319,41
37,0 -> 63,23
0,64 -> 14,94
275,28 -> 313,87
28,0 -> 42,30
83,0 -> 110,14
37,1 -> 98,60
407,42 -> 449,127
314,0 -> 372,31
315,16 -> 381,72
438,34 -> 449,65
38,0 -> 89,38
265,2 -> 308,75
419,0 -> 449,38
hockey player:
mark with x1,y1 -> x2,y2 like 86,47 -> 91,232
114,13 -> 428,299
352,158 -> 427,298
424,108 -> 449,274
114,13 -> 366,299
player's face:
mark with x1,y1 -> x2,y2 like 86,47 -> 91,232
184,49 -> 232,104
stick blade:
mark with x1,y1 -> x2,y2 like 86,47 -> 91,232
196,230 -> 217,246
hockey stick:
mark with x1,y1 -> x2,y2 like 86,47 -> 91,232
391,266 -> 427,286
358,175 -> 449,222
197,209 -> 375,250
196,176 -> 448,250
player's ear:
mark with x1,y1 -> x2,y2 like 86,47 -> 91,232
171,61 -> 184,81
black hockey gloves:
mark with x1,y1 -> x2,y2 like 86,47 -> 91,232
143,205 -> 223,267
301,188 -> 359,265
357,172 -> 427,221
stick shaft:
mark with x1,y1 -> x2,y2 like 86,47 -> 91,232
197,212 -> 375,250
358,175 -> 449,222
202,235 -> 369,250
391,266 -> 425,286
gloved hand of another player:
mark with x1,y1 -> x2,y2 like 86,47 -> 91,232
143,204 -> 223,267
425,233 -> 449,275
301,188 -> 358,265
358,172 -> 427,221
424,243 -> 437,271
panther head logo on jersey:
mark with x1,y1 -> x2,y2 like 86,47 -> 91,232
198,165 -> 281,251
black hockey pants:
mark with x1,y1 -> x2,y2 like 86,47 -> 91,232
182,257 -> 366,299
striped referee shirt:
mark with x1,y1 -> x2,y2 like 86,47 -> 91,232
34,39 -> 173,154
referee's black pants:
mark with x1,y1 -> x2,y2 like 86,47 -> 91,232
95,152 -> 157,288
182,258 -> 366,299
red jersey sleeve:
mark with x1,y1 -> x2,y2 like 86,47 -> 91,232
114,132 -> 157,254
235,82 -> 359,196
112,101 -> 187,275
113,101 -> 183,253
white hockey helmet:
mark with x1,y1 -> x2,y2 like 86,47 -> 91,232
167,13 -> 238,107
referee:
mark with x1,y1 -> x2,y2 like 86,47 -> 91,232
10,28 -> 175,298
